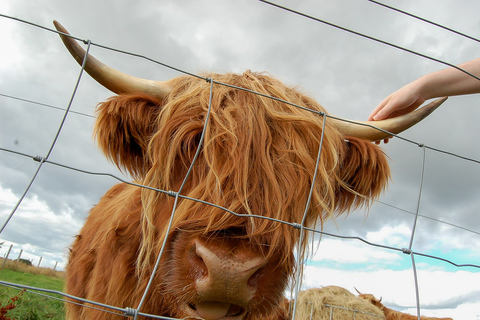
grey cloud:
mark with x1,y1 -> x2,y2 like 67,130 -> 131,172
1,0 -> 479,315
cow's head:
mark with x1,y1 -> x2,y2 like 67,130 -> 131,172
54,21 -> 445,320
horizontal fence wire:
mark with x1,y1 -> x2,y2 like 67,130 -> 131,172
368,0 -> 480,43
1,3 -> 480,319
259,0 -> 480,81
0,39 -> 91,234
1,146 -> 479,271
323,303 -> 385,319
0,93 -> 95,118
0,280 -> 178,320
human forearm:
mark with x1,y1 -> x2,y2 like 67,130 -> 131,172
369,57 -> 480,124
421,57 -> 480,100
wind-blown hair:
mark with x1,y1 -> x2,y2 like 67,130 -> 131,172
94,70 -> 389,278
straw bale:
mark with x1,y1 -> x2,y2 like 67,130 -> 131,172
292,286 -> 385,320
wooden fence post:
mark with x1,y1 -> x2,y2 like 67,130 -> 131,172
1,244 -> 13,269
14,249 -> 23,267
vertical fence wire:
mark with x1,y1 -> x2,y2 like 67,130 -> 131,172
133,78 -> 215,319
407,145 -> 427,319
291,114 -> 327,320
408,145 -> 427,251
410,254 -> 421,320
1,4 -> 480,319
0,40 -> 92,235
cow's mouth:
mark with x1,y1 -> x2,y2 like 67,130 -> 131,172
185,301 -> 246,320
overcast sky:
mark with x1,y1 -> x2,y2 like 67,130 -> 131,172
1,1 -> 479,319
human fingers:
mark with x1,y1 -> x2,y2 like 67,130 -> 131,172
372,94 -> 424,121
371,98 -> 403,120
374,136 -> 392,145
368,96 -> 391,121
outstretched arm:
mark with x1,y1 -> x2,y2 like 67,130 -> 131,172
369,57 -> 480,121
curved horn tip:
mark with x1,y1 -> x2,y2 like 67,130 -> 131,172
53,20 -> 172,99
53,20 -> 68,34
439,96 -> 448,102
424,96 -> 448,111
332,96 -> 448,141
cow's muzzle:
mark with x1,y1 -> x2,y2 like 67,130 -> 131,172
181,238 -> 267,319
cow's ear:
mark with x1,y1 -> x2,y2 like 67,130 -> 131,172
335,137 -> 390,212
94,93 -> 163,179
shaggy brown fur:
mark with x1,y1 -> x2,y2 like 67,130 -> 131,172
358,294 -> 453,320
292,286 -> 385,320
65,71 -> 390,319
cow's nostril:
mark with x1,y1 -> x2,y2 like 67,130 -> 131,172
189,242 -> 208,278
192,239 -> 265,303
247,266 -> 264,289
226,304 -> 245,317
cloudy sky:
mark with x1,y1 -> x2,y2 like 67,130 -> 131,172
1,0 -> 479,319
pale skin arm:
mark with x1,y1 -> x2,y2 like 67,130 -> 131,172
368,57 -> 480,143
369,57 -> 480,120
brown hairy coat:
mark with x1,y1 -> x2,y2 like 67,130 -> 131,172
358,293 -> 453,320
65,71 -> 390,319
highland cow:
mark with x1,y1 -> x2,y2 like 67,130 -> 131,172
54,21 -> 446,320
357,293 -> 453,320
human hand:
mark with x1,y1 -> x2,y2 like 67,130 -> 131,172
368,81 -> 427,144
369,82 -> 427,121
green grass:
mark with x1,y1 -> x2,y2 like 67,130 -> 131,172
0,266 -> 65,320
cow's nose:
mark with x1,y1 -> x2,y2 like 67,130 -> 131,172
191,238 -> 266,303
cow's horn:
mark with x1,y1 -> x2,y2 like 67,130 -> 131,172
53,20 -> 172,99
330,97 -> 447,141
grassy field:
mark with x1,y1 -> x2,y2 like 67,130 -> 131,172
0,259 -> 65,320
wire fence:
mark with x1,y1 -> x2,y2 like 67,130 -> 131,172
1,2 -> 479,320
0,244 -> 60,270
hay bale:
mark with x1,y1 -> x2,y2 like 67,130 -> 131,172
18,258 -> 32,266
292,286 -> 385,320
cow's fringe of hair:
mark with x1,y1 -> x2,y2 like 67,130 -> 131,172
94,71 -> 389,282
139,71 -> 341,277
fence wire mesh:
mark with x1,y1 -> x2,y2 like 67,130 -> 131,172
1,2 -> 479,319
